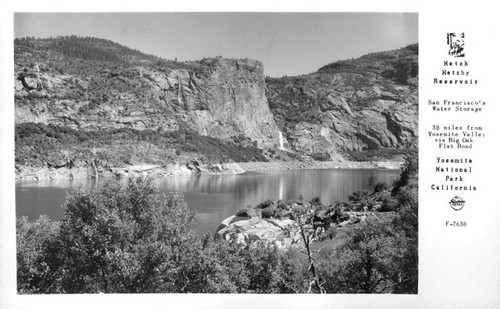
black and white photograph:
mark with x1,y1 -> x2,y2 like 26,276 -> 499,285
12,12 -> 418,294
2,2 -> 500,309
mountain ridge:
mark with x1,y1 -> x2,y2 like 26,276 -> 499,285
14,36 -> 418,179
267,43 -> 418,159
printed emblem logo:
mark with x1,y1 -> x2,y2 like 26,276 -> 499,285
449,196 -> 465,211
447,32 -> 465,57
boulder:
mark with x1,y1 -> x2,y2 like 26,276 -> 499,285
217,214 -> 300,249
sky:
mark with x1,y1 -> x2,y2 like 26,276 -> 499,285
14,13 -> 418,77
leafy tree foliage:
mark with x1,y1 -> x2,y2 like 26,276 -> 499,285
392,154 -> 418,196
17,178 -> 197,293
54,178 -> 200,293
17,216 -> 60,293
316,154 -> 418,294
318,218 -> 398,293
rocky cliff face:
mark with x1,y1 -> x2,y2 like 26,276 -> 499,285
14,37 -> 279,148
14,37 -> 417,179
266,44 -> 418,157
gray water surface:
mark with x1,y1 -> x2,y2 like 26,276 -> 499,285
16,168 -> 400,234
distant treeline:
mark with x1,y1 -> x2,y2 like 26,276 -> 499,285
15,35 -> 159,63
346,149 -> 417,162
15,123 -> 267,167
14,36 -> 191,73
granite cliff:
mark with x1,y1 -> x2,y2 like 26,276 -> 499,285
14,36 -> 417,180
267,44 -> 418,159
15,37 -> 279,147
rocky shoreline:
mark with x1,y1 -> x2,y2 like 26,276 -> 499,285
215,197 -> 389,250
15,159 -> 403,182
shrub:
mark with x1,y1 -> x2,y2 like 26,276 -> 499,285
310,152 -> 331,162
317,217 -> 398,293
392,154 -> 418,196
16,216 -> 60,294
18,178 -> 199,293
379,195 -> 397,212
348,190 -> 369,203
309,197 -> 321,206
255,200 -> 274,209
373,181 -> 389,193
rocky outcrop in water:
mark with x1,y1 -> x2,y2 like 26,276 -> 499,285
216,199 -> 351,248
216,199 -> 379,249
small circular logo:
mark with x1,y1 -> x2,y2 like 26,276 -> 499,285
449,196 -> 465,211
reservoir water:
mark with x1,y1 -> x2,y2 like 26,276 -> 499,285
16,168 -> 400,234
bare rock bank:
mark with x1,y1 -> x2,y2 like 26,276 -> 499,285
15,159 -> 402,182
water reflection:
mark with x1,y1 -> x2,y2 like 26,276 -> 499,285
16,169 -> 400,234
